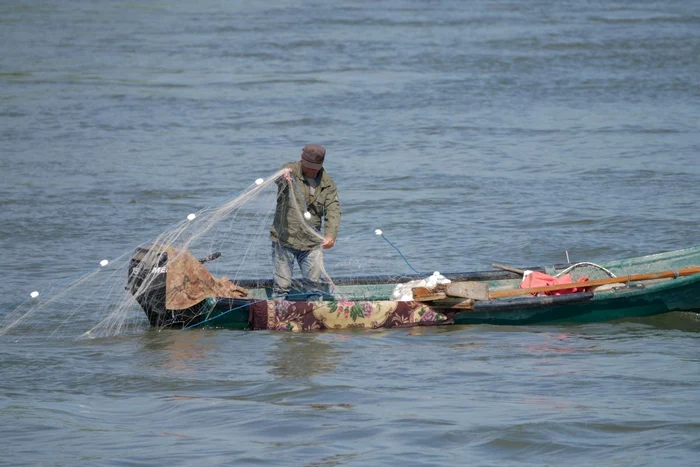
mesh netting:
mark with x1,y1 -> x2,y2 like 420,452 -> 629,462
0,168 -> 441,339
555,262 -> 617,281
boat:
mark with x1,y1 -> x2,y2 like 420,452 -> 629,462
126,244 -> 700,331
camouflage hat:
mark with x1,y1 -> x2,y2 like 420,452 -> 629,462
301,144 -> 326,170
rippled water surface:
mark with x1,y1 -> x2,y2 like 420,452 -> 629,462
2,0 -> 700,465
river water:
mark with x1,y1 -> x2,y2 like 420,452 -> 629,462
1,0 -> 699,465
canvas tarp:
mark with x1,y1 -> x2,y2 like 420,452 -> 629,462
163,247 -> 248,310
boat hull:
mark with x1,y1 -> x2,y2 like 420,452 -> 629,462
129,246 -> 700,330
455,279 -> 700,325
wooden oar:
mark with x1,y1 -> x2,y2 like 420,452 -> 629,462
490,267 -> 700,299
491,263 -> 526,275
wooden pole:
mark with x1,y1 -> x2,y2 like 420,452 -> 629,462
490,267 -> 700,299
491,263 -> 526,275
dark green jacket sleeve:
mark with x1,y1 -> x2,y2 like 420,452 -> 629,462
323,181 -> 341,240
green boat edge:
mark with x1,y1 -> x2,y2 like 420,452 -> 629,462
185,246 -> 700,330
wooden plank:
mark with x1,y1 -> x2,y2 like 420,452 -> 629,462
444,282 -> 489,300
414,292 -> 447,302
428,298 -> 475,309
490,267 -> 700,299
412,286 -> 434,299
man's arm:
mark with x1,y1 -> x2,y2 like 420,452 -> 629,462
322,183 -> 341,249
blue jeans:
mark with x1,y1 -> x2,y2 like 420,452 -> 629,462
272,242 -> 331,297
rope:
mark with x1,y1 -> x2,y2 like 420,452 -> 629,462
555,262 -> 617,279
379,234 -> 423,275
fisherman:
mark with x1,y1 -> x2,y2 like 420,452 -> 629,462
270,144 -> 341,297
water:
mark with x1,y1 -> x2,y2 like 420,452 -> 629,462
2,0 -> 700,464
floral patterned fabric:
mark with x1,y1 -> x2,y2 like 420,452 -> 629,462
249,299 -> 457,331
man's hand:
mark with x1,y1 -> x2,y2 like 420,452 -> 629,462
283,168 -> 292,182
322,236 -> 335,249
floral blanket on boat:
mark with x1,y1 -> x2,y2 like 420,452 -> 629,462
249,299 -> 457,331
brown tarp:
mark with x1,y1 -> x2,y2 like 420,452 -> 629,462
163,247 -> 248,310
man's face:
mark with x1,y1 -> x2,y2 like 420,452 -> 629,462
301,165 -> 320,178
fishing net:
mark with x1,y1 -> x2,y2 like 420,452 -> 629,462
554,262 -> 617,281
0,168 -> 438,339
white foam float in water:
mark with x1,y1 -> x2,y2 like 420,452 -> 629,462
30,291 -> 39,299
187,213 -> 196,221
100,260 -> 109,267
255,178 -> 264,185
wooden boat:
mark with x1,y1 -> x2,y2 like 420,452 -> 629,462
127,245 -> 700,331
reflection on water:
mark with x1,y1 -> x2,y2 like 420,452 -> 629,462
627,312 -> 700,332
139,329 -> 215,374
267,333 -> 344,380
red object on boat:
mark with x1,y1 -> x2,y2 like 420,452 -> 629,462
521,271 -> 590,295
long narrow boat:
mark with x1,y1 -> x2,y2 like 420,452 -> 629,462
127,245 -> 700,331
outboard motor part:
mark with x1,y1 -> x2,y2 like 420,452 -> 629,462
127,245 -> 206,328
127,244 -> 248,329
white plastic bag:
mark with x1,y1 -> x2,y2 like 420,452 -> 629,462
391,271 -> 451,301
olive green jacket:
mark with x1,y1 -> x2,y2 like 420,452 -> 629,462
270,161 -> 341,251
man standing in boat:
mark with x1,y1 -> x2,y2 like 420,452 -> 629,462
270,144 -> 341,297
